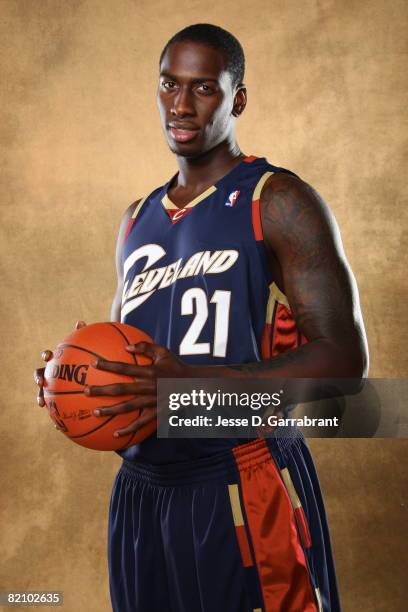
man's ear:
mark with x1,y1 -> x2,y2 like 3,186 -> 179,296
232,85 -> 247,117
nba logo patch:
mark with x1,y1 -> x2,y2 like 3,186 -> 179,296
225,190 -> 240,207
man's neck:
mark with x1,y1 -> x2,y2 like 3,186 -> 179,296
174,141 -> 245,191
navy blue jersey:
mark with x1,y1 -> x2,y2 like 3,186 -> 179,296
117,155 -> 305,464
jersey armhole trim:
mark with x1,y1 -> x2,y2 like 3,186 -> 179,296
124,179 -> 180,243
131,195 -> 149,219
251,171 -> 274,241
123,194 -> 151,242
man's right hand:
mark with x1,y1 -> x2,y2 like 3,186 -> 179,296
33,320 -> 87,409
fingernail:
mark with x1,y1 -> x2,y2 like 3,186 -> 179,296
90,359 -> 98,367
113,431 -> 119,437
125,345 -> 133,351
83,386 -> 90,395
94,409 -> 100,416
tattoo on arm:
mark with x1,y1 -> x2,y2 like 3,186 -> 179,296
228,345 -> 309,374
228,174 -> 368,378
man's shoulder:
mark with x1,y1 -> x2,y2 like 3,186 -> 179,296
260,170 -> 331,221
259,168 -> 338,254
122,184 -> 167,221
262,168 -> 306,197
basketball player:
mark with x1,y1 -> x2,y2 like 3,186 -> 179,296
35,24 -> 368,612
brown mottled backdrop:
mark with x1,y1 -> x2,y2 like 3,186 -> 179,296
1,0 -> 407,610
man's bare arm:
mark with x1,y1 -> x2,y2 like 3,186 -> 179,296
200,173 -> 369,379
110,200 -> 140,323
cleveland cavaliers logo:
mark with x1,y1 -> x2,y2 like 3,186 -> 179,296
169,207 -> 189,223
121,244 -> 239,317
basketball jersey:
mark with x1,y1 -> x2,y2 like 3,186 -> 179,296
117,155 -> 306,464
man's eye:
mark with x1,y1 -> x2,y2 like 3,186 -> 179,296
162,81 -> 176,90
197,84 -> 214,94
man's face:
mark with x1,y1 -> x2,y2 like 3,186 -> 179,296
157,41 -> 239,158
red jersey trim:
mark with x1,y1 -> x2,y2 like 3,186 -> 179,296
251,171 -> 274,242
261,282 -> 308,359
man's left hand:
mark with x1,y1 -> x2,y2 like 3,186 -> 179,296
85,342 -> 190,437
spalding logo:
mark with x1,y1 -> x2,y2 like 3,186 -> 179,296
49,364 -> 89,385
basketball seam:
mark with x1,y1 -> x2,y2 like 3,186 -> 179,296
108,322 -> 140,366
58,343 -> 108,361
120,430 -> 138,449
108,322 -> 130,345
44,390 -> 83,395
68,413 -> 117,438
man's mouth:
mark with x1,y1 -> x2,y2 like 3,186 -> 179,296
168,126 -> 199,143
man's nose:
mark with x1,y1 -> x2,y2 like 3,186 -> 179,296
171,86 -> 195,116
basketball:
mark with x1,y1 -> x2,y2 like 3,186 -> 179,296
43,322 -> 156,451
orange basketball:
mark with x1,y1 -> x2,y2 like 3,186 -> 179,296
43,322 -> 156,451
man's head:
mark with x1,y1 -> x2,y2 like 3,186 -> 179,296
157,24 -> 247,158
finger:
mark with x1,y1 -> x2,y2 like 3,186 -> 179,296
87,381 -> 156,397
34,368 -> 45,386
84,382 -> 141,397
37,386 -> 45,407
91,358 -> 154,379
41,350 -> 53,362
114,409 -> 157,437
94,396 -> 156,417
125,342 -> 163,358
75,320 -> 87,329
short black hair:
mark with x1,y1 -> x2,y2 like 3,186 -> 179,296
159,23 -> 245,88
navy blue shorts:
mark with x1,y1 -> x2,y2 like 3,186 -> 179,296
108,436 -> 341,611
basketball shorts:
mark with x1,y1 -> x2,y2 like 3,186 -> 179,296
108,435 -> 341,611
